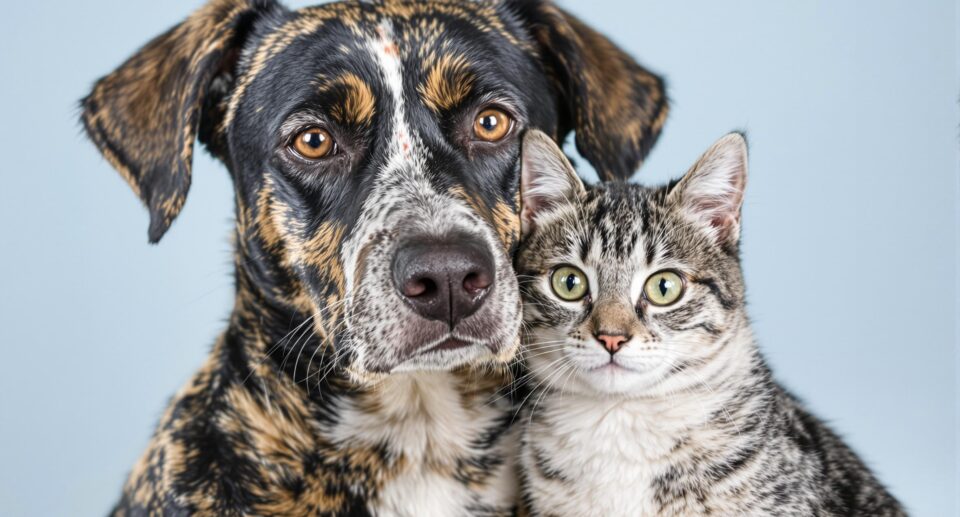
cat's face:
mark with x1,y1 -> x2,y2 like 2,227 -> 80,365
516,131 -> 749,396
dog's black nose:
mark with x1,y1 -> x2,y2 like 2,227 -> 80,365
392,238 -> 495,327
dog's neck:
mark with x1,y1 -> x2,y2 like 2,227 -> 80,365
218,232 -> 344,396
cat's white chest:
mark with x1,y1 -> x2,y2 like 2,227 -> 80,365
523,397 -> 688,516
373,468 -> 478,517
528,446 -> 662,515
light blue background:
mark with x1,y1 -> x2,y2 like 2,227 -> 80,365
0,1 -> 956,515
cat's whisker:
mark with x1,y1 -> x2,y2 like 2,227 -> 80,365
518,349 -> 569,362
501,355 -> 571,413
553,359 -> 581,402
515,358 -> 574,413
524,362 -> 576,429
520,343 -> 570,353
521,342 -> 570,350
483,357 -> 566,409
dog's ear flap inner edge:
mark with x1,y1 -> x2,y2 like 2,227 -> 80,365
79,0 -> 279,243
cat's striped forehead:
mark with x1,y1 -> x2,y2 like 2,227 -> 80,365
533,183 -> 670,266
518,180 -> 736,291
581,184 -> 659,262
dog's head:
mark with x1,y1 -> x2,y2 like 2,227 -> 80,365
81,0 -> 667,379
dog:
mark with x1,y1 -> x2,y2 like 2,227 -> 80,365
81,0 -> 667,514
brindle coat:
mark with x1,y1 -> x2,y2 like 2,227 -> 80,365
81,0 -> 668,515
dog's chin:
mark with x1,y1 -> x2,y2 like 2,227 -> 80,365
391,338 -> 516,373
348,332 -> 518,382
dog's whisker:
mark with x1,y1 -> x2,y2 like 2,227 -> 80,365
280,317 -> 317,374
239,314 -> 315,387
239,298 -> 353,389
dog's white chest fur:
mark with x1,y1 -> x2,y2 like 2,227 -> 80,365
329,372 -> 517,517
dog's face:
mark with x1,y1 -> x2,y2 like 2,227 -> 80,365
81,0 -> 667,378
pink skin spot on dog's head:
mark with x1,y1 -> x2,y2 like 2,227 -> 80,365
375,26 -> 399,56
397,131 -> 411,156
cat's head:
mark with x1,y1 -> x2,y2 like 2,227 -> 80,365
516,130 -> 749,396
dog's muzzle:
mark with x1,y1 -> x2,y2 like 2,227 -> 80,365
392,233 -> 495,351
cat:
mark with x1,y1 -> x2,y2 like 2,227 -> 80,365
512,129 -> 906,516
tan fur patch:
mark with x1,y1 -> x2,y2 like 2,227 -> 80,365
218,368 -> 358,514
418,54 -> 474,113
325,72 -> 376,126
449,187 -> 519,251
583,299 -> 654,341
222,384 -> 314,467
298,222 -> 347,295
490,199 -> 520,249
255,180 -> 285,251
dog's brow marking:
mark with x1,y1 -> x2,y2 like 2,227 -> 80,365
418,53 -> 474,113
322,72 -> 376,127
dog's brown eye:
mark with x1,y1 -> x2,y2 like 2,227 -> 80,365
473,108 -> 512,142
292,128 -> 334,159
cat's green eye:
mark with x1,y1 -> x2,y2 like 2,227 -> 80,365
643,270 -> 685,306
550,265 -> 589,301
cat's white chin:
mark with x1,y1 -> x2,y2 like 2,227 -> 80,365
575,359 -> 667,395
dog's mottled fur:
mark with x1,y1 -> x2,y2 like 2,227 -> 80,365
513,131 -> 904,516
80,0 -> 667,515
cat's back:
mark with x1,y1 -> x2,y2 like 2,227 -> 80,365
770,388 -> 907,516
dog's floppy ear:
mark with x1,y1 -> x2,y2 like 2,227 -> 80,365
508,0 -> 668,181
80,0 -> 279,243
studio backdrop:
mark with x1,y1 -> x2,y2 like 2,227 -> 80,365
0,0 -> 956,515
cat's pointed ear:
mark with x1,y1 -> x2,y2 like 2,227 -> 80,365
670,132 -> 748,247
520,130 -> 586,235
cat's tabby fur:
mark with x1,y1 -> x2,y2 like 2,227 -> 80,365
513,130 -> 905,516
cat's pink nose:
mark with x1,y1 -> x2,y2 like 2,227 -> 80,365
595,334 -> 628,355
